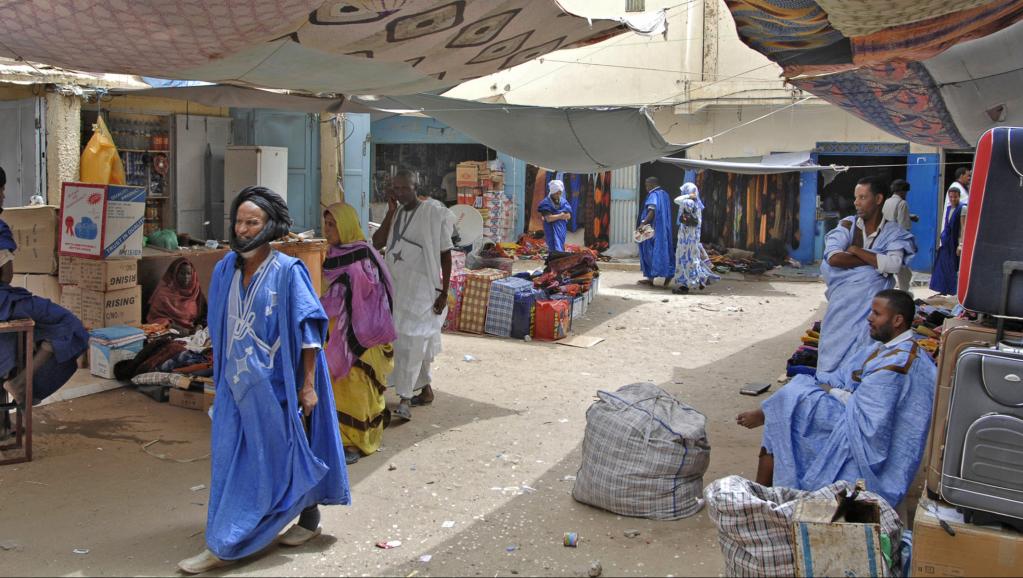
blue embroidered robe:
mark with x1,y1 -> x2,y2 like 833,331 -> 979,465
762,338 -> 936,506
205,251 -> 348,560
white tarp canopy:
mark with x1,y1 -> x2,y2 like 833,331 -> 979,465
658,152 -> 843,175
358,93 -> 696,173
115,85 -> 696,173
0,1 -> 662,96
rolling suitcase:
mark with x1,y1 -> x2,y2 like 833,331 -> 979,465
959,127 -> 1023,317
924,318 -> 1023,495
941,261 -> 1023,523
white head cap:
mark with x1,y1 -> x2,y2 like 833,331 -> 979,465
548,180 -> 565,195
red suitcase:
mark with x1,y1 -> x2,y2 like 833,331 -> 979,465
959,127 -> 1023,317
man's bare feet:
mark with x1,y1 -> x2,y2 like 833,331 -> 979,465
3,380 -> 24,406
736,409 -> 765,429
663,277 -> 672,287
637,279 -> 653,286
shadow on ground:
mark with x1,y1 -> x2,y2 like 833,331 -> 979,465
368,307 -> 819,578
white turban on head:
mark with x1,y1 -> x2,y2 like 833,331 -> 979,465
547,180 -> 565,196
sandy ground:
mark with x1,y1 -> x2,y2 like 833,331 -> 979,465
0,270 -> 830,577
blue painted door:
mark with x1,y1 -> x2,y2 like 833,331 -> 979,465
253,110 -> 320,232
798,168 -> 819,265
342,113 -> 372,231
906,153 -> 940,272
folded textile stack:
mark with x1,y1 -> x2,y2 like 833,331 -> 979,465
485,276 -> 535,338
458,268 -> 509,334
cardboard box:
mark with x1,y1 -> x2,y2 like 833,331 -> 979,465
78,285 -> 142,329
60,284 -> 82,319
59,255 -> 74,285
169,388 -> 204,411
4,205 -> 59,274
59,182 -> 146,259
791,498 -> 886,578
456,164 -> 479,187
88,326 -> 145,379
913,498 -> 1023,577
203,390 -> 215,413
76,258 -> 139,292
10,273 -> 61,303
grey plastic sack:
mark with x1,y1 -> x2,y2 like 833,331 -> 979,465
572,382 -> 710,520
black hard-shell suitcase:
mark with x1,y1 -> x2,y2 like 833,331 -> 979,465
941,261 -> 1023,523
959,127 -> 1023,317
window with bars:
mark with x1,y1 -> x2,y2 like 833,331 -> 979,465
626,0 -> 645,12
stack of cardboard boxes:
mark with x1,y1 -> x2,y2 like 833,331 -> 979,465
57,182 -> 147,376
5,205 -> 62,302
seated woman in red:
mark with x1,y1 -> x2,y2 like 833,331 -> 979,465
147,258 -> 207,334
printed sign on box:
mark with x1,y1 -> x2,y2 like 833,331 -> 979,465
59,182 -> 146,259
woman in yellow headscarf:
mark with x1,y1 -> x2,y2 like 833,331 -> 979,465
321,203 -> 396,464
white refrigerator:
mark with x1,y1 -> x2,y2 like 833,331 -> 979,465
224,146 -> 288,237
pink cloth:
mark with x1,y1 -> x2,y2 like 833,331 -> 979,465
320,241 -> 396,381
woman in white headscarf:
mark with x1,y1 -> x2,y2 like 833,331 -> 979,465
537,179 -> 573,253
672,182 -> 718,294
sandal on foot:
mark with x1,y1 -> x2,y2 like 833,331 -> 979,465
279,524 -> 322,547
394,401 -> 412,421
672,286 -> 690,295
410,392 -> 434,407
344,446 -> 361,465
178,549 -> 233,574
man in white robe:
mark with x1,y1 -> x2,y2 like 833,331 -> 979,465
373,170 -> 453,421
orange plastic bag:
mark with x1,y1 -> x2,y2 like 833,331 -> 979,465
80,116 -> 126,185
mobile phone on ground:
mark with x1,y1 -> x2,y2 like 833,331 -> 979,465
739,383 -> 771,396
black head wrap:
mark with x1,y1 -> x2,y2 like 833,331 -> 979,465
229,186 -> 292,258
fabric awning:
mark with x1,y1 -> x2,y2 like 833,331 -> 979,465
0,1 -> 661,96
724,0 -> 1023,148
358,93 -> 697,173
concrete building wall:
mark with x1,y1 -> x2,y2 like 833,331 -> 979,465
445,0 -> 919,160
45,92 -> 80,204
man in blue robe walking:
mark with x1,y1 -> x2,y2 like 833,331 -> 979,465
178,187 -> 349,574
736,289 -> 936,507
636,176 -> 675,287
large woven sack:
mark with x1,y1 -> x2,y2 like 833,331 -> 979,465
572,382 -> 710,519
704,476 -> 904,577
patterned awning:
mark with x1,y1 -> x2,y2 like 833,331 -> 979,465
0,1 -> 655,95
725,0 -> 1023,147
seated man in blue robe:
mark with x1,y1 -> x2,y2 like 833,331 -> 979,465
736,289 -> 937,507
0,166 -> 88,409
178,186 -> 349,574
817,176 -> 915,385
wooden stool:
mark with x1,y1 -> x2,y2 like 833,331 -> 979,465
0,319 -> 35,465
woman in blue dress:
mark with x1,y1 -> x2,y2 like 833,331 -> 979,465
672,183 -> 719,294
929,185 -> 965,295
